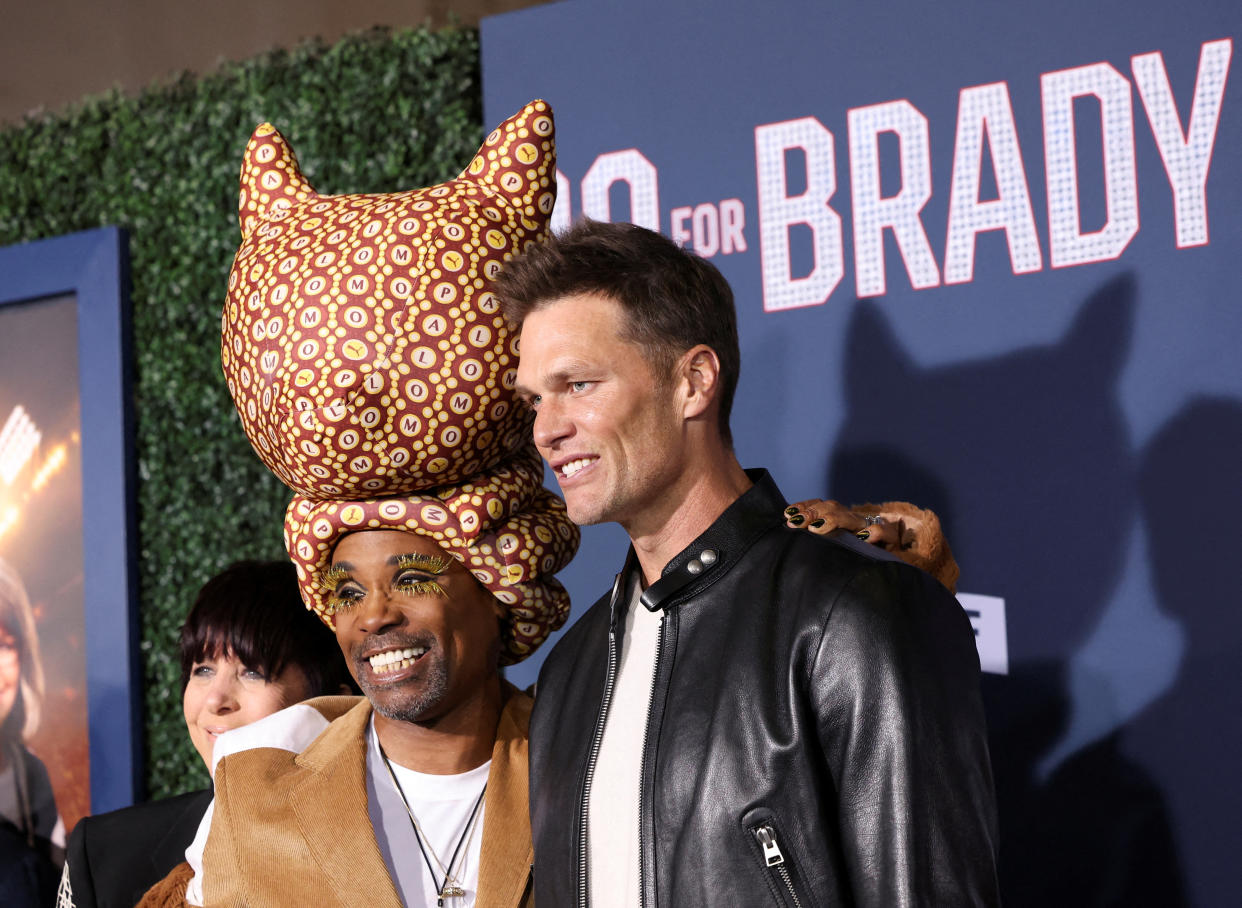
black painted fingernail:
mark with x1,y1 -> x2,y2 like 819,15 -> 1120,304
856,530 -> 870,540
810,519 -> 824,529
784,506 -> 799,516
789,515 -> 804,525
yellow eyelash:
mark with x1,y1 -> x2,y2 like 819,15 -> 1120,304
323,595 -> 357,616
320,566 -> 353,616
320,556 -> 449,613
395,553 -> 452,574
320,565 -> 348,591
395,579 -> 446,598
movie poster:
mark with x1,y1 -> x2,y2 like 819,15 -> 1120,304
0,293 -> 89,848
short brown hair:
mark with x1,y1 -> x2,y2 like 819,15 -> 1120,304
497,219 -> 740,446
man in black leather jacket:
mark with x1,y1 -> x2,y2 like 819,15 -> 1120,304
500,219 -> 1000,907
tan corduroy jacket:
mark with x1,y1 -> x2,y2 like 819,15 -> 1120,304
199,688 -> 535,907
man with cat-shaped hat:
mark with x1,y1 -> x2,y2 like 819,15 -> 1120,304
167,99 -> 961,908
160,100 -> 575,908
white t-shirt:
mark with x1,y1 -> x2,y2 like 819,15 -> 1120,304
367,718 -> 490,908
587,573 -> 663,907
183,704 -> 489,907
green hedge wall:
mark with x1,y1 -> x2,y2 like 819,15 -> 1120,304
0,27 -> 484,799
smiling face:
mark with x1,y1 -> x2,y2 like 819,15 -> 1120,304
515,293 -> 687,531
0,624 -> 18,727
326,530 -> 504,727
182,653 -> 314,770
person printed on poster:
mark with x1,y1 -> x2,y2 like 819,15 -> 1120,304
0,555 -> 63,904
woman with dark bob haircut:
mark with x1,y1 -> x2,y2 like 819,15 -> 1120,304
59,560 -> 355,908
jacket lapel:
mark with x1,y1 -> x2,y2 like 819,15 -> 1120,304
477,688 -> 535,908
288,700 -> 404,907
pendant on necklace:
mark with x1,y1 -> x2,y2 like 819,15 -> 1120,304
440,883 -> 467,898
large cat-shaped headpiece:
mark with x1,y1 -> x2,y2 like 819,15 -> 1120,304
223,100 -> 557,497
223,101 -> 577,663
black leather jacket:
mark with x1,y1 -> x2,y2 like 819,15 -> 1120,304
529,471 -> 1000,907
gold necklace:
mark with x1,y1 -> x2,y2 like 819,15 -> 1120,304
379,745 -> 487,905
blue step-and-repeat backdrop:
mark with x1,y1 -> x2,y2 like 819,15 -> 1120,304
483,1 -> 1239,904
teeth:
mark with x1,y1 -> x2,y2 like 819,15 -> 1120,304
561,457 -> 594,478
368,647 -> 427,674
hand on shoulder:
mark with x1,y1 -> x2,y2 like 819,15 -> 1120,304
785,499 -> 959,593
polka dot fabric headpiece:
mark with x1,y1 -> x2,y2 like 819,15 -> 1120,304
286,444 -> 577,665
222,101 -> 579,662
223,100 -> 556,497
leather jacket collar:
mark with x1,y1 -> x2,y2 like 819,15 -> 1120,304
639,468 -> 784,613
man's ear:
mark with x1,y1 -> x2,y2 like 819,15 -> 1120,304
678,345 -> 721,421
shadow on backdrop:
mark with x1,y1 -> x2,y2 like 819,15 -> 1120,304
1018,398 -> 1242,906
827,274 -> 1190,906
1114,397 -> 1242,906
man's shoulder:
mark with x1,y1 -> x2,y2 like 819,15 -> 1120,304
775,527 -> 974,661
768,522 -> 948,595
536,581 -> 615,683
750,524 -> 969,645
499,681 -> 535,736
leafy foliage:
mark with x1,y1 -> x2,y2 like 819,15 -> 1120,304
0,26 -> 482,798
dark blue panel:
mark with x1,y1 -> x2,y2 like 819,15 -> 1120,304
484,2 -> 1241,903
0,229 -> 140,813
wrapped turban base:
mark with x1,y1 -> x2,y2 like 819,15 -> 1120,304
286,444 -> 577,665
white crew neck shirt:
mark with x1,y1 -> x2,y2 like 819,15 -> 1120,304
367,718 -> 490,907
587,572 -> 663,907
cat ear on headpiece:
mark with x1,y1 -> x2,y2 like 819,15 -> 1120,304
461,99 -> 557,225
224,100 -> 556,499
237,123 -> 317,239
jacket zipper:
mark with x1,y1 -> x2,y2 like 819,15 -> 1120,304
754,824 -> 805,908
577,617 -> 620,907
636,613 -> 667,908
